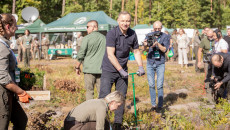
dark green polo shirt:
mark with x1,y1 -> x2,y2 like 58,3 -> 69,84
77,31 -> 106,74
199,37 -> 215,54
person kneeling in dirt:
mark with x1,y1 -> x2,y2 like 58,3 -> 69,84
205,53 -> 230,103
64,91 -> 124,130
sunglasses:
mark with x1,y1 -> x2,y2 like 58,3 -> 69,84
154,28 -> 161,31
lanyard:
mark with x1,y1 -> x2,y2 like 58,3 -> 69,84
0,38 -> 18,65
209,41 -> 213,51
157,38 -> 161,43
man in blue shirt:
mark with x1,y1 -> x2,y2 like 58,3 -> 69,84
99,11 -> 145,129
143,21 -> 170,112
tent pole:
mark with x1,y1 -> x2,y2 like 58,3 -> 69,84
39,31 -> 41,59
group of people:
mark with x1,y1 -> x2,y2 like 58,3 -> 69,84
167,27 -> 230,102
1,11 -> 230,130
16,29 -> 50,67
71,11 -> 169,129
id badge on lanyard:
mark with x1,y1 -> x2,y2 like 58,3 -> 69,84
26,41 -> 30,45
26,37 -> 30,46
153,38 -> 161,59
153,50 -> 160,59
15,67 -> 20,83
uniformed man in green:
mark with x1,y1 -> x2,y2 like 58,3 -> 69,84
75,20 -> 106,100
20,29 -> 33,67
33,37 -> 40,60
41,34 -> 50,60
16,34 -> 22,62
197,29 -> 215,73
197,29 -> 215,99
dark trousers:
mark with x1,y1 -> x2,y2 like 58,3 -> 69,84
18,46 -> 23,62
23,48 -> 31,67
33,49 -> 40,60
99,70 -> 128,124
0,86 -> 28,130
64,120 -> 110,130
194,46 -> 199,71
172,44 -> 178,61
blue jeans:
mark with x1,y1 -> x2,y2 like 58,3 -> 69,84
147,62 -> 165,108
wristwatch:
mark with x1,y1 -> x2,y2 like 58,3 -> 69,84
75,66 -> 80,70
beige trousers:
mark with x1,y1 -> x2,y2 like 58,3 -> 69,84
178,48 -> 188,65
84,73 -> 101,100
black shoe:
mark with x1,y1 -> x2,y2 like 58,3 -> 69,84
150,106 -> 157,111
113,123 -> 122,130
156,107 -> 163,113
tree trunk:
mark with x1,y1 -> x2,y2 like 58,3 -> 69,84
218,0 -> 221,29
134,0 -> 139,26
12,0 -> 15,14
149,0 -> 152,24
210,0 -> 213,11
122,0 -> 125,11
224,0 -> 226,8
110,0 -> 113,17
62,0 -> 66,16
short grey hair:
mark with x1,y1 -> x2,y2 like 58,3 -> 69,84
105,91 -> 125,104
118,11 -> 131,20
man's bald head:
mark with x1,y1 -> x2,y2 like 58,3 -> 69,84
207,29 -> 213,35
206,29 -> 214,40
153,21 -> 162,28
153,21 -> 162,32
211,54 -> 223,68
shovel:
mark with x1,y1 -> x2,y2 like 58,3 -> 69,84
129,72 -> 143,127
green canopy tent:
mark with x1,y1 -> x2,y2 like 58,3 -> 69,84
132,24 -> 151,30
16,19 -> 45,34
43,11 -> 118,32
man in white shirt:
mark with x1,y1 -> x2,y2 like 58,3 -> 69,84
213,29 -> 228,53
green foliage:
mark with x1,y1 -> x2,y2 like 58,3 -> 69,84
18,68 -> 45,90
19,68 -> 36,90
1,0 -> 230,28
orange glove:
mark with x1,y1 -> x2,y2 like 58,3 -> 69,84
18,91 -> 32,103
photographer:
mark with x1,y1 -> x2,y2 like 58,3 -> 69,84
205,53 -> 230,103
143,21 -> 170,112
213,29 -> 228,53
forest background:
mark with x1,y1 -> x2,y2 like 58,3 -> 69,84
1,0 -> 230,29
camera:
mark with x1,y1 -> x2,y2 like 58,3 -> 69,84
209,76 -> 221,88
146,31 -> 162,47
208,76 -> 225,103
203,53 -> 213,63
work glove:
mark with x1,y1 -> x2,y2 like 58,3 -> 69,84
137,66 -> 145,76
118,69 -> 128,79
18,91 -> 32,103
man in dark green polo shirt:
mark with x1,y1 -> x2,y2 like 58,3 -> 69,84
197,29 -> 215,98
197,29 -> 215,72
75,20 -> 106,100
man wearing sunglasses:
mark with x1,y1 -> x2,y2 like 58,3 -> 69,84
75,20 -> 106,101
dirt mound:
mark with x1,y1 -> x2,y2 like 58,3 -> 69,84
28,110 -> 58,130
54,79 -> 80,92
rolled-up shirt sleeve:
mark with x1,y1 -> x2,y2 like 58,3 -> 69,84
106,31 -> 116,48
132,33 -> 139,49
162,35 -> 170,53
0,49 -> 12,86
